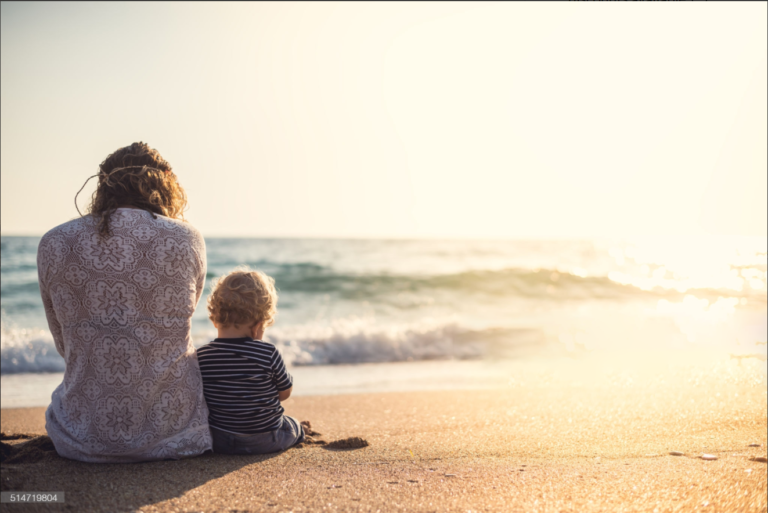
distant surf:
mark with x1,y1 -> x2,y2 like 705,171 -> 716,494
2,236 -> 766,375
1,318 -> 551,373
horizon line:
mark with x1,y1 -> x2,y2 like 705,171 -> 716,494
2,232 -> 766,243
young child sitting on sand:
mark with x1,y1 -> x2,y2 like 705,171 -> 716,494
196,268 -> 305,454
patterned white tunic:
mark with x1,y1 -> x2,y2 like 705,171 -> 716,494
37,208 -> 212,462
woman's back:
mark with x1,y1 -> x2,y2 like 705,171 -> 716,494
37,208 -> 212,462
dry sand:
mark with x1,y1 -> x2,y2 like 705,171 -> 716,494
1,358 -> 766,512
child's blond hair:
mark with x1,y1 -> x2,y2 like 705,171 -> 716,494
207,268 -> 278,329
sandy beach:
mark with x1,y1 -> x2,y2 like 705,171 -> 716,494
2,1 -> 766,511
1,358 -> 766,513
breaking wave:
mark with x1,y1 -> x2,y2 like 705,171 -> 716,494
2,318 -> 550,374
207,263 -> 759,301
265,319 -> 548,366
1,323 -> 64,374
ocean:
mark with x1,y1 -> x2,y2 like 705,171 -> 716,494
2,236 -> 766,407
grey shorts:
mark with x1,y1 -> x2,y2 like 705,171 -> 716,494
210,416 -> 305,455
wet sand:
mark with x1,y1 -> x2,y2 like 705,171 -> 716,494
1,359 -> 766,512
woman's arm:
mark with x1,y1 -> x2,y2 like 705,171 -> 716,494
190,228 -> 207,307
37,236 -> 65,357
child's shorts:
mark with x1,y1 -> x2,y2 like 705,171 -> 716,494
210,416 -> 305,455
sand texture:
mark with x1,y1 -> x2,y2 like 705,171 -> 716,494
1,359 -> 766,512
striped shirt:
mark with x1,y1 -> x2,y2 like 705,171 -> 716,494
196,338 -> 293,435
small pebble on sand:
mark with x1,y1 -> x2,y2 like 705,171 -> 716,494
749,456 -> 767,463
747,443 -> 761,447
700,454 -> 717,460
669,451 -> 685,456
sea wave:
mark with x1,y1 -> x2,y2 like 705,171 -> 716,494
1,324 -> 64,374
0,281 -> 41,296
265,319 -> 548,366
207,263 -> 763,302
1,318 -> 549,374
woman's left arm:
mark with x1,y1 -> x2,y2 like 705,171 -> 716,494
37,238 -> 65,357
190,228 -> 208,307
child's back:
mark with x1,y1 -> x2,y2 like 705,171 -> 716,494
197,336 -> 292,434
197,269 -> 303,454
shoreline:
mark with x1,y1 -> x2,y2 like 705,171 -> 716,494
2,368 -> 766,512
4,352 -> 766,410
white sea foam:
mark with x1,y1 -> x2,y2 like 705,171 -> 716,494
269,319 -> 484,366
3,311 -> 550,373
0,317 -> 495,374
263,317 -> 555,366
5,304 -> 765,375
1,322 -> 64,374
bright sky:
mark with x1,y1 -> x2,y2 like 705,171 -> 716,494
1,2 -> 766,239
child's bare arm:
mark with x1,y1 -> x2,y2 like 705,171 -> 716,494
278,387 -> 293,401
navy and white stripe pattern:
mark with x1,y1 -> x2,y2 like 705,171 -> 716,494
197,337 -> 293,435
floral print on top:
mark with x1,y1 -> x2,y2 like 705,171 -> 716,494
37,208 -> 212,462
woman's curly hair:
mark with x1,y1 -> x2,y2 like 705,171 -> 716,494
86,142 -> 188,237
208,268 -> 278,329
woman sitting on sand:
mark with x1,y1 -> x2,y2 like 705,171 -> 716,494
36,142 -> 212,462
